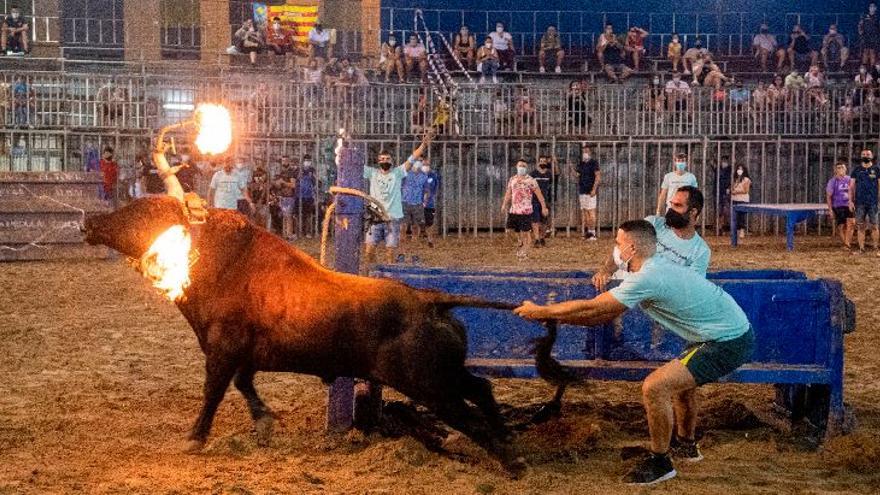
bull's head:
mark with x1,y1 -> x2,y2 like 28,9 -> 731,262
83,195 -> 190,259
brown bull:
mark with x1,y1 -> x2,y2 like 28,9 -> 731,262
82,190 -> 527,476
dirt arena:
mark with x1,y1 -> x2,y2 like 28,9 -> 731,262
2,233 -> 879,494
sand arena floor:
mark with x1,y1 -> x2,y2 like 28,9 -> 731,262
1,233 -> 879,494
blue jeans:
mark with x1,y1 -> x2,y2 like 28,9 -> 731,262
481,59 -> 499,77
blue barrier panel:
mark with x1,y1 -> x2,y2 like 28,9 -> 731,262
371,266 -> 854,436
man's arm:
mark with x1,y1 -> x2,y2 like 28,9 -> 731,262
656,187 -> 668,215
533,186 -> 548,213
405,132 -> 434,172
514,292 -> 628,326
849,178 -> 856,210
591,169 -> 601,196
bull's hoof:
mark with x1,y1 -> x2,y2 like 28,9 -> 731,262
254,415 -> 275,447
183,438 -> 206,454
530,401 -> 562,424
503,456 -> 528,480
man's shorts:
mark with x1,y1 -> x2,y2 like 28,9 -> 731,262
402,203 -> 425,226
279,196 -> 296,215
678,327 -> 755,386
424,207 -> 436,227
578,193 -> 597,210
506,213 -> 532,233
367,220 -> 401,248
854,204 -> 879,226
295,198 -> 316,215
312,45 -> 328,59
832,206 -> 854,225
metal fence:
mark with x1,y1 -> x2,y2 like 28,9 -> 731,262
3,72 -> 880,139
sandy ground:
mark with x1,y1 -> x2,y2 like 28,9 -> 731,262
1,232 -> 879,494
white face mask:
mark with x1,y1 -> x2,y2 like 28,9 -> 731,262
347,67 -> 354,75
516,166 -> 528,176
620,244 -> 636,271
421,165 -> 430,173
11,12 -> 19,19
485,43 -> 492,49
273,23 -> 281,29
235,162 -> 245,169
303,160 -> 312,168
672,37 -> 679,43
736,169 -> 744,176
389,39 -> 396,46
496,26 -> 504,33
583,153 -> 591,160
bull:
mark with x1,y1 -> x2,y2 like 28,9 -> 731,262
82,149 -> 527,477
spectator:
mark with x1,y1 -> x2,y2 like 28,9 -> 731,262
860,3 -> 880,67
731,165 -> 752,238
411,89 -> 430,134
729,80 -> 751,107
175,151 -> 197,193
335,58 -> 368,87
646,75 -> 666,118
664,72 -> 691,112
296,155 -> 317,238
850,148 -> 880,255
1,6 -> 29,55
501,159 -> 549,259
692,54 -> 730,89
400,157 -> 430,251
422,160 -> 440,248
826,161 -> 855,250
667,33 -> 682,72
716,158 -> 732,233
234,19 -> 264,66
656,152 -> 698,215
784,69 -> 805,90
11,75 -> 33,127
303,58 -> 324,86
596,24 -> 616,67
136,153 -> 164,198
625,26 -> 649,71
567,80 -> 590,133
380,34 -> 405,83
0,81 -> 8,128
752,22 -> 779,72
766,74 -> 786,108
364,134 -> 431,265
403,34 -> 428,82
573,144 -> 600,240
839,96 -> 858,128
821,23 -> 849,71
804,64 -> 828,107
266,17 -> 293,61
273,155 -> 297,240
99,146 -> 119,203
96,83 -> 127,127
530,155 -> 558,245
477,37 -> 500,84
308,21 -> 332,64
514,85 -> 536,134
249,165 -> 271,229
682,39 -> 707,75
539,25 -> 564,73
602,37 -> 633,83
453,26 -> 476,70
489,22 -> 515,71
751,81 -> 768,112
782,24 -> 818,71
854,65 -> 874,106
209,160 -> 252,212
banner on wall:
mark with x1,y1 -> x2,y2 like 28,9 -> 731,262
253,1 -> 321,49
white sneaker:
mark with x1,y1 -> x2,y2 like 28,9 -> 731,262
492,75 -> 498,84
539,66 -> 546,73
555,66 -> 562,73
479,76 -> 486,84
738,229 -> 745,238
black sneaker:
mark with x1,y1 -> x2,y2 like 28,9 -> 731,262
623,452 -> 677,486
670,436 -> 703,462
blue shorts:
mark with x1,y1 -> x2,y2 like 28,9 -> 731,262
855,204 -> 879,226
279,197 -> 295,215
367,220 -> 401,248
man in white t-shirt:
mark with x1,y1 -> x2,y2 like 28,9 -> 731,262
489,22 -> 516,70
664,72 -> 692,112
308,22 -> 332,63
208,160 -> 253,212
657,152 -> 698,215
752,22 -> 778,72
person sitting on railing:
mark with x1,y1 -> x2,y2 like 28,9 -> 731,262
266,17 -> 293,63
839,95 -> 858,130
335,58 -> 369,87
403,34 -> 428,82
489,22 -> 515,71
766,74 -> 786,109
453,26 -> 476,70
728,80 -> 751,108
682,39 -> 708,75
234,19 -> 264,66
664,72 -> 691,113
782,24 -> 818,72
691,53 -> 729,89
646,75 -> 666,120
1,6 -> 28,55
752,22 -> 779,73
625,26 -> 649,72
308,21 -> 333,64
821,24 -> 849,72
596,24 -> 616,67
379,33 -> 405,83
751,81 -> 768,112
854,65 -> 873,106
667,33 -> 682,72
11,75 -> 33,128
566,80 -> 590,133
859,3 -> 880,68
804,64 -> 829,107
477,37 -> 500,84
538,25 -> 564,74
602,37 -> 633,83
514,85 -> 536,134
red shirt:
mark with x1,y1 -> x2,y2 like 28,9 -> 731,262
100,158 -> 118,190
266,27 -> 291,46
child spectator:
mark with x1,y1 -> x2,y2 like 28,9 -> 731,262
826,161 -> 854,250
667,33 -> 682,72
501,159 -> 548,259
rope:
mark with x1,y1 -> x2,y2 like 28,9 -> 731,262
0,185 -> 89,253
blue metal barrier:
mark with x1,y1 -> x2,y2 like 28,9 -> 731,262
371,266 -> 854,436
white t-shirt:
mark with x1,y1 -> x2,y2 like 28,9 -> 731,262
308,28 -> 330,47
752,33 -> 777,52
665,79 -> 692,95
209,169 -> 246,209
489,31 -> 512,51
661,171 -> 699,207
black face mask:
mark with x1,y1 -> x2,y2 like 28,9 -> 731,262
665,208 -> 691,229
862,157 -> 873,163
379,162 -> 392,171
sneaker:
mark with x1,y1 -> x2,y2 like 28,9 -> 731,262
670,437 -> 703,463
479,76 -> 486,84
539,66 -> 546,73
492,75 -> 498,84
554,66 -> 562,73
623,452 -> 677,486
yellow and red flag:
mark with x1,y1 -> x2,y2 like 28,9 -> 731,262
263,1 -> 321,51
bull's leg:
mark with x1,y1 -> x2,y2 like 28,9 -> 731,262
233,367 -> 275,446
185,356 -> 237,453
459,372 -> 509,438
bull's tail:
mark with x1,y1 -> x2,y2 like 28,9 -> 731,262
532,320 -> 578,387
426,291 -> 518,311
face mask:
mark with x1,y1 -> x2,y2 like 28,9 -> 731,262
273,23 -> 281,29
347,68 -> 354,75
861,68 -> 867,74
235,163 -> 245,169
496,27 -> 504,33
872,7 -> 877,14
379,162 -> 392,171
830,29 -> 837,35
653,78 -> 660,85
583,153 -> 591,160
303,160 -> 312,168
675,161 -> 687,171
620,244 -> 636,271
673,77 -> 681,82
736,169 -> 744,176
389,39 -> 396,46
461,29 -> 468,35
665,208 -> 690,229
516,166 -> 528,176
421,165 -> 430,173
672,37 -> 679,43
485,43 -> 492,49
11,13 -> 19,19
862,157 -> 873,163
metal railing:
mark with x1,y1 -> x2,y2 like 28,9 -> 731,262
1,72 -> 879,139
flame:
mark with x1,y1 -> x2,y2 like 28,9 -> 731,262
194,103 -> 233,155
141,225 -> 192,301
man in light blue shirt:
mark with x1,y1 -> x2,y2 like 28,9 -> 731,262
364,133 -> 432,264
400,160 -> 430,248
657,152 -> 699,214
516,219 -> 753,485
209,161 -> 252,212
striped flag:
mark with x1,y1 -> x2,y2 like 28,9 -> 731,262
266,1 -> 320,50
